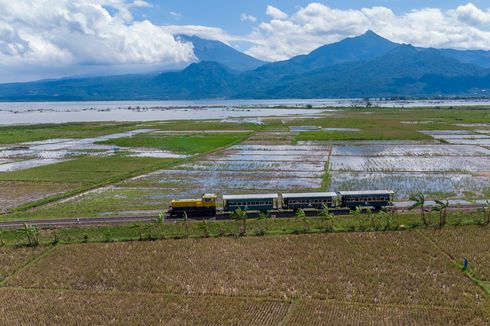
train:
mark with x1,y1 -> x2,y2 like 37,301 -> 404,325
168,190 -> 395,218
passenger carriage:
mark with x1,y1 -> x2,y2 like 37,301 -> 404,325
222,194 -> 278,212
282,192 -> 338,210
338,190 -> 394,210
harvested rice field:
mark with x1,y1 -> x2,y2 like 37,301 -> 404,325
0,289 -> 289,326
0,181 -> 81,212
4,232 -> 482,307
1,229 -> 489,325
424,226 -> 490,281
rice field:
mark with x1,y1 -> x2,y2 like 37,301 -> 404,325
0,181 -> 82,212
1,229 -> 489,324
424,226 -> 490,281
329,156 -> 490,173
329,172 -> 490,199
6,232 -> 482,307
0,289 -> 289,326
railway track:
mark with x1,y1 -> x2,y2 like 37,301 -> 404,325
0,200 -> 487,229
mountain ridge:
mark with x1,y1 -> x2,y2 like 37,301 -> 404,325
1,31 -> 490,100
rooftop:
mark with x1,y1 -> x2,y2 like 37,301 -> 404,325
338,190 -> 395,196
282,192 -> 338,198
223,194 -> 279,200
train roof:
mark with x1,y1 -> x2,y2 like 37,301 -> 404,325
338,190 -> 395,196
282,192 -> 338,198
223,194 -> 279,200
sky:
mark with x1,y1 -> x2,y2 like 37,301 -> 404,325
1,0 -> 490,83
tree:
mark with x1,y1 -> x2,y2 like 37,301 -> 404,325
16,223 -> 39,247
182,212 -> 190,238
154,211 -> 166,239
433,200 -> 449,228
295,209 -> 309,233
154,211 -> 165,224
409,192 -> 428,226
131,223 -> 145,240
256,211 -> 270,236
231,208 -> 248,236
198,218 -> 210,238
476,201 -> 490,226
319,203 -> 335,232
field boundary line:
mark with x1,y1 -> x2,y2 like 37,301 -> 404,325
415,229 -> 490,298
1,281 -> 480,312
279,300 -> 298,326
0,245 -> 58,287
0,285 -> 483,316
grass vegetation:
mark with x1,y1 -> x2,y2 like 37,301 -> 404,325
97,132 -> 252,154
0,156 -> 175,184
0,156 -> 180,214
0,122 -> 138,145
293,108 -> 490,142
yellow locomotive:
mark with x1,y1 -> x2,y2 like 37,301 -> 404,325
168,193 -> 217,218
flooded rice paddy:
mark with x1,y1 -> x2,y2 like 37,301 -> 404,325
0,129 -> 187,172
328,131 -> 490,199
3,117 -> 489,216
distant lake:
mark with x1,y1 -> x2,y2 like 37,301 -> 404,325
0,99 -> 489,125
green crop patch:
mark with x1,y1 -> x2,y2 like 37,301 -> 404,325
0,122 -> 138,145
98,132 -> 252,154
0,156 -> 177,184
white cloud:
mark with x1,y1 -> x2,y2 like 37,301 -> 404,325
266,5 -> 288,20
170,11 -> 183,20
0,0 -> 195,82
455,3 -> 490,25
247,2 -> 490,61
240,13 -> 257,23
131,0 -> 151,8
161,25 -> 248,45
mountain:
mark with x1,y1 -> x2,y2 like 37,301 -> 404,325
1,31 -> 490,100
177,34 -> 266,71
245,45 -> 486,98
250,31 -> 399,80
438,49 -> 490,69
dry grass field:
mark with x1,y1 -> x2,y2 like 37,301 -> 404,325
1,228 -> 489,325
0,246 -> 47,282
424,226 -> 490,281
287,300 -> 488,326
0,289 -> 288,326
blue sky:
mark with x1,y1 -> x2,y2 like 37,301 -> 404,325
1,1 -> 490,82
136,0 -> 490,34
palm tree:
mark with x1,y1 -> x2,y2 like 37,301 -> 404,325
433,200 -> 449,228
154,211 -> 165,224
154,211 -> 166,239
16,223 -> 39,247
295,209 -> 309,233
319,203 -> 335,232
182,212 -> 189,238
409,192 -> 428,226
484,201 -> 490,226
198,218 -> 210,238
256,211 -> 270,236
131,223 -> 145,240
231,208 -> 248,236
